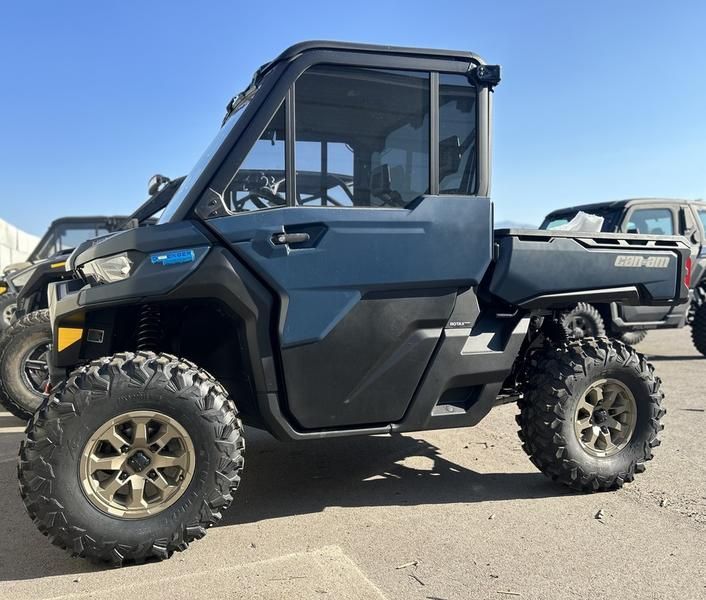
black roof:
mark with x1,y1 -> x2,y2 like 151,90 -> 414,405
256,40 -> 485,83
545,197 -> 705,217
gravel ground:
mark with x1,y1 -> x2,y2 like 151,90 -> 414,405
0,328 -> 703,599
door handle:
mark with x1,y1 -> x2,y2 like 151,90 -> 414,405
271,232 -> 310,245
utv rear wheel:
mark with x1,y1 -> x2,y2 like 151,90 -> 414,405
692,303 -> 706,357
620,330 -> 647,346
18,351 -> 244,565
0,309 -> 51,420
0,293 -> 18,332
561,303 -> 606,340
517,338 -> 664,492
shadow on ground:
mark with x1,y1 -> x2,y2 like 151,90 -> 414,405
647,354 -> 704,362
0,429 -> 562,583
219,429 -> 562,527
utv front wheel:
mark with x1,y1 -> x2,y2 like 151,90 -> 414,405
0,309 -> 51,420
19,352 -> 244,564
518,338 -> 664,492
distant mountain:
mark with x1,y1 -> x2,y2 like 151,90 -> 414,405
495,219 -> 537,230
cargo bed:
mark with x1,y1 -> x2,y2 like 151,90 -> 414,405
489,229 -> 691,309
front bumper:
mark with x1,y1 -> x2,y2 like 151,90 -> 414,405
47,278 -> 85,385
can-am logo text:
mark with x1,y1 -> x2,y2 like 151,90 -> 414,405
614,255 -> 670,268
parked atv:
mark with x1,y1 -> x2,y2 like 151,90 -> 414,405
0,216 -> 131,333
19,42 -> 690,565
541,198 -> 706,353
0,177 -> 183,419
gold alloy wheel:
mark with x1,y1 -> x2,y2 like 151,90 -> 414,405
573,378 -> 638,457
79,411 -> 195,519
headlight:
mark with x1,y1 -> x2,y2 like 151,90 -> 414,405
81,253 -> 133,284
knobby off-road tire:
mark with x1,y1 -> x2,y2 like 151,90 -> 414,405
561,303 -> 606,340
18,351 -> 245,565
0,309 -> 51,420
620,330 -> 648,346
0,293 -> 18,332
517,338 -> 664,492
692,303 -> 706,357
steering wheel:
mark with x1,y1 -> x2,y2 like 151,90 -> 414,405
230,172 -> 286,212
326,175 -> 355,203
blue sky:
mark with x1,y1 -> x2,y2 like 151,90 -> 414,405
1,1 -> 705,234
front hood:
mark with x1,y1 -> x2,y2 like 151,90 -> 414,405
66,231 -> 123,270
3,261 -> 33,276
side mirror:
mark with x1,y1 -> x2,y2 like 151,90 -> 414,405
148,174 -> 170,196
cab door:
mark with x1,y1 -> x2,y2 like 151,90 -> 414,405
201,58 -> 493,430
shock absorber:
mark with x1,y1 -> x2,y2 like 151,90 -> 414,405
136,304 -> 161,351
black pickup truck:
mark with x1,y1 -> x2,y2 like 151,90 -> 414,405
19,41 -> 690,565
541,198 -> 706,353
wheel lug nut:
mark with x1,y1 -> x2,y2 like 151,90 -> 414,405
121,445 -> 130,454
150,444 -> 159,452
120,471 -> 128,480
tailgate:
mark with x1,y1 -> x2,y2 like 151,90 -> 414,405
489,229 -> 691,308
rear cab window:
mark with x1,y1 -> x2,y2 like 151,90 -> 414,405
540,206 -> 624,232
542,217 -> 570,230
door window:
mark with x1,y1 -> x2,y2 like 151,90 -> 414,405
294,140 -> 355,206
625,208 -> 674,235
439,74 -> 477,195
697,209 -> 706,233
199,104 -> 286,214
294,66 -> 430,207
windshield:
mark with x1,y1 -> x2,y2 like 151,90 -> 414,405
123,176 -> 186,229
32,223 -> 111,261
159,97 -> 252,224
540,206 -> 623,232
